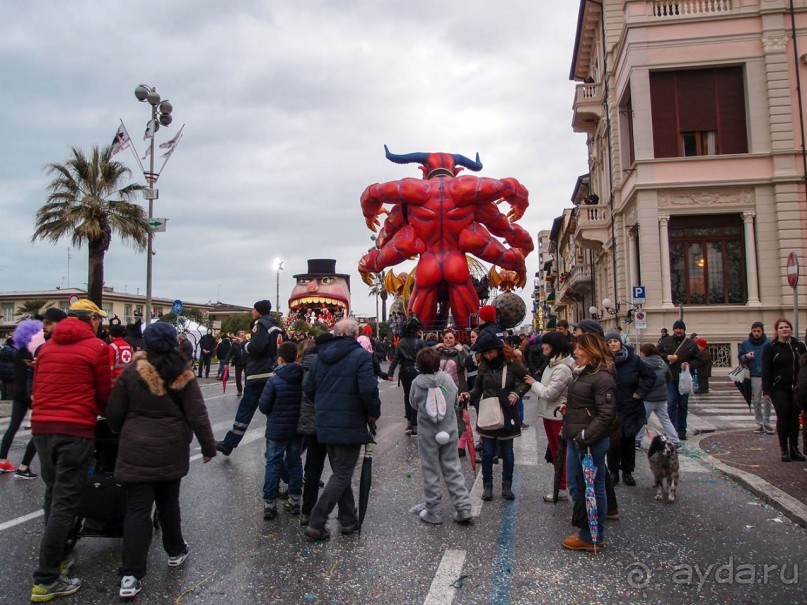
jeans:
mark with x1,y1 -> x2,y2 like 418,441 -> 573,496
264,438 -> 303,501
217,360 -> 227,378
516,398 -> 524,423
566,436 -> 609,545
234,366 -> 245,394
33,434 -> 95,584
1,396 -> 37,466
667,380 -> 689,434
750,377 -> 770,426
308,444 -> 361,531
644,399 -> 680,445
302,434 -> 328,516
481,437 -> 514,485
221,380 -> 265,448
121,480 -> 186,579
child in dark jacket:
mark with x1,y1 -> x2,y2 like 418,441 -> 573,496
259,342 -> 304,520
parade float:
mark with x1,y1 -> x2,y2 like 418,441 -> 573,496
287,259 -> 351,331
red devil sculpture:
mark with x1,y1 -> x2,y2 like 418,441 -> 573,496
359,146 -> 533,329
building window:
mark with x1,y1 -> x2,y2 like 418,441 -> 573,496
650,66 -> 748,158
2,303 -> 13,323
669,215 -> 746,305
103,303 -> 113,318
124,304 -> 132,322
59,301 -> 69,311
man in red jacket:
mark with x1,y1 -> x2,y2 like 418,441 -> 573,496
29,299 -> 111,603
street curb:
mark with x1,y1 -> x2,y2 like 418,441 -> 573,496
689,430 -> 807,529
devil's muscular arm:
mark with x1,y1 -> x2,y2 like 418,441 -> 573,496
358,225 -> 425,285
449,176 -> 529,221
361,178 -> 431,231
376,205 -> 407,249
475,202 -> 534,257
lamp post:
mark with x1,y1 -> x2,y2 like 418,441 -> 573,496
588,305 -> 604,320
134,84 -> 174,324
273,258 -> 284,314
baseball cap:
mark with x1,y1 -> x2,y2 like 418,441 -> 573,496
68,299 -> 107,318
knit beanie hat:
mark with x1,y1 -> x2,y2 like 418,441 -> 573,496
478,305 -> 497,323
254,300 -> 272,316
604,329 -> 621,343
673,320 -> 686,330
751,321 -> 764,331
362,324 -> 374,336
143,322 -> 178,353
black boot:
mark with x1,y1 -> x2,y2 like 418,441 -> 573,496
482,484 -> 493,501
502,481 -> 515,500
790,444 -> 806,462
781,448 -> 792,462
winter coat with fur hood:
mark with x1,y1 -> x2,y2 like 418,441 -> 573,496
106,351 -> 217,482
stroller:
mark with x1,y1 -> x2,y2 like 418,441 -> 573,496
65,418 -> 152,552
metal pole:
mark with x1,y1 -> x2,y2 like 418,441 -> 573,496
276,269 -> 280,314
145,103 -> 157,324
795,286 -> 800,339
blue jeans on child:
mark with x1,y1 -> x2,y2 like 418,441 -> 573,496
263,438 -> 302,502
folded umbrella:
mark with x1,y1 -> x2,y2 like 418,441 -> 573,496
222,365 -> 229,393
462,408 -> 477,471
552,429 -> 567,504
581,449 -> 600,552
358,433 -> 376,534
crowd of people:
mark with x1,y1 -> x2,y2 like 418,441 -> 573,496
1,295 -> 806,599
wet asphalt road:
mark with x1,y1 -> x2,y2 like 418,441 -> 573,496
1,370 -> 806,605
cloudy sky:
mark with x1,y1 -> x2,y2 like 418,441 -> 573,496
1,1 -> 587,318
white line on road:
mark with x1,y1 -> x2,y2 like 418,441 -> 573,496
423,549 -> 466,605
470,470 -> 483,517
0,509 -> 43,532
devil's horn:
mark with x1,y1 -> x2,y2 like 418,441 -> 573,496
453,152 -> 483,171
384,145 -> 429,165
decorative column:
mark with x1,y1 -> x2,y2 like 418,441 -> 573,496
659,215 -> 674,308
743,211 -> 761,306
627,228 -> 639,292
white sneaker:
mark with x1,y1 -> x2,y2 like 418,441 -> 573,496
119,575 -> 141,598
543,490 -> 569,502
167,543 -> 189,567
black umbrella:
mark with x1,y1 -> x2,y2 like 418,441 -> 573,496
729,366 -> 753,409
552,428 -> 567,504
358,435 -> 376,534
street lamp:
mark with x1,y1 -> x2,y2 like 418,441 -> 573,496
134,84 -> 174,323
588,305 -> 604,320
273,258 -> 284,314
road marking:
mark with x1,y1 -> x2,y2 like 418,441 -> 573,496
488,474 -> 519,604
470,470 -> 484,517
423,549 -> 466,605
189,427 -> 265,462
0,509 -> 43,532
515,425 -> 537,466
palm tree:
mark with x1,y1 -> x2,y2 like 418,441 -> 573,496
33,146 -> 149,307
368,270 -> 388,323
15,298 -> 53,318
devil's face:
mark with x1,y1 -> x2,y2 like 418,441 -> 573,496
289,275 -> 351,315
420,153 -> 459,179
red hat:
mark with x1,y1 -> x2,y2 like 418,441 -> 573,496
478,305 -> 497,323
696,338 -> 708,348
362,324 -> 373,336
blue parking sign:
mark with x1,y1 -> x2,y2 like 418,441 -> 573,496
632,286 -> 646,304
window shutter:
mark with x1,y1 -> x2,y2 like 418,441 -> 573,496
650,72 -> 679,158
716,67 -> 748,154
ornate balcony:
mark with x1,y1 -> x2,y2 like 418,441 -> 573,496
648,0 -> 735,19
573,202 -> 610,250
571,83 -> 603,134
568,263 -> 592,290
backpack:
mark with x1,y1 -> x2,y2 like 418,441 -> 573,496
425,384 -> 448,422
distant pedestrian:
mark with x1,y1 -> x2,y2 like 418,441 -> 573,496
388,315 -> 427,435
224,331 -> 247,396
302,318 -> 380,541
761,318 -> 806,462
29,299 -> 110,602
109,322 -> 134,384
106,321 -> 217,600
409,347 -> 472,525
258,342 -> 304,521
197,331 -> 216,378
739,322 -> 773,433
657,320 -> 702,441
177,333 -> 194,367
216,333 -> 232,380
691,338 -> 712,394
557,319 -> 574,348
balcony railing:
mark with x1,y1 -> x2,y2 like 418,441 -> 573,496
650,0 -> 734,18
572,84 -> 604,133
574,202 -> 610,249
569,263 -> 592,289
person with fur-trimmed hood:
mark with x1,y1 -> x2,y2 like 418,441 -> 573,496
107,321 -> 216,599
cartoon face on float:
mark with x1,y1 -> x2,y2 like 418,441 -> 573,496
288,259 -> 351,316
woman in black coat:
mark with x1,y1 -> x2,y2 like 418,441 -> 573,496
388,316 -> 427,435
604,330 -> 655,486
106,322 -> 217,599
761,318 -> 807,462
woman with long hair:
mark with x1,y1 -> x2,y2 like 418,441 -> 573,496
460,333 -> 530,501
761,318 -> 807,462
523,331 -> 574,502
106,322 -> 217,599
561,332 -> 616,552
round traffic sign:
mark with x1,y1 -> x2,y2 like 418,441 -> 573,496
68,294 -> 80,306
787,252 -> 799,289
172,299 -> 184,315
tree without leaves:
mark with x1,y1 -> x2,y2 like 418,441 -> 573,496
32,146 -> 149,308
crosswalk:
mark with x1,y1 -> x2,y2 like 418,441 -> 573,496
688,376 -> 771,433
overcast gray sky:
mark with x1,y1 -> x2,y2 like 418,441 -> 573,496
1,1 -> 586,318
